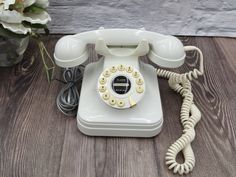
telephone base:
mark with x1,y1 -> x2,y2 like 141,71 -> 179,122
77,59 -> 163,137
77,117 -> 163,137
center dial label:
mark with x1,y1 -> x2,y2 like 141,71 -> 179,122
112,76 -> 131,95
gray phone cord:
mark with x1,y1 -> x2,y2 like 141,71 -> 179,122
56,66 -> 84,116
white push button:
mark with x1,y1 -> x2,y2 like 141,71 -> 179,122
118,64 -> 125,71
102,93 -> 110,100
99,85 -> 106,92
136,86 -> 143,93
132,71 -> 139,78
126,66 -> 133,73
109,97 -> 116,105
103,70 -> 110,77
99,77 -> 107,84
110,66 -> 117,73
136,78 -> 143,85
117,100 -> 125,107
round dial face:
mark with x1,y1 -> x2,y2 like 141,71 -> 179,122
97,65 -> 145,109
111,76 -> 131,94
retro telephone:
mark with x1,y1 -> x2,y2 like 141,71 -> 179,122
54,28 -> 204,175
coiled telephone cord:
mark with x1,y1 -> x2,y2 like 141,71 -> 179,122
156,46 -> 204,175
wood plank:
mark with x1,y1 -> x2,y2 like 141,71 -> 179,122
195,37 -> 236,146
0,35 -> 66,177
214,37 -> 236,73
179,37 -> 236,176
58,120 -> 159,177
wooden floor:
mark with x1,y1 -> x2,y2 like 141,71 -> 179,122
0,35 -> 236,177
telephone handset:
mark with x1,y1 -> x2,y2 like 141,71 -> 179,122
55,28 -> 188,109
54,28 -> 204,175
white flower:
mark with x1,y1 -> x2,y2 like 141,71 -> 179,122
0,0 -> 51,34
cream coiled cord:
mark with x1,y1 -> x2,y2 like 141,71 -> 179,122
156,46 -> 204,175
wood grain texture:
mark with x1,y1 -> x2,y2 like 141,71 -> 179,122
0,35 -> 236,177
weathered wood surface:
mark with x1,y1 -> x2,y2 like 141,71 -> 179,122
47,0 -> 236,37
0,36 -> 236,177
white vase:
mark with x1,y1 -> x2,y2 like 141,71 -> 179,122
0,35 -> 29,67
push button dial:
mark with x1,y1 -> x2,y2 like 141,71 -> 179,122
98,65 -> 145,109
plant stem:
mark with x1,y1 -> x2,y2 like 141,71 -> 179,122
31,33 -> 55,83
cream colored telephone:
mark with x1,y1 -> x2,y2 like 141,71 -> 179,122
54,28 -> 204,175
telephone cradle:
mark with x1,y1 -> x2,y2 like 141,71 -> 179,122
54,28 -> 204,175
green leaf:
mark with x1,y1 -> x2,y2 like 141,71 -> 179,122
22,22 -> 50,35
23,21 -> 45,28
24,4 -> 46,14
13,3 -> 24,9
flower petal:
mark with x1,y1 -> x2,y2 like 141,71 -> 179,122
23,0 -> 36,8
4,0 -> 15,10
0,9 -> 51,24
0,10 -> 24,23
0,21 -> 31,34
23,11 -> 51,24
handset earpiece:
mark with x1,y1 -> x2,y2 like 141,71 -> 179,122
54,36 -> 88,68
95,38 -> 149,57
148,36 -> 186,68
